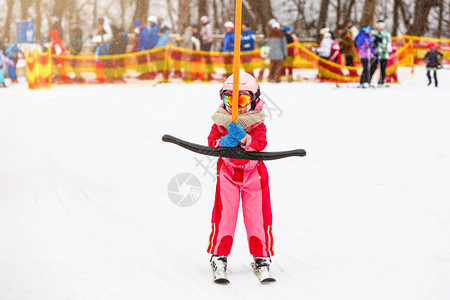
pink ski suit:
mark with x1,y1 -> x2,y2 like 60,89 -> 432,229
206,102 -> 274,257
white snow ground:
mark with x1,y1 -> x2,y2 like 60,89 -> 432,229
1,67 -> 449,300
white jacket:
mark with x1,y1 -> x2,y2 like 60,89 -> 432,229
317,34 -> 332,58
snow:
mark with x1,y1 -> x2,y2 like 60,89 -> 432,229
1,67 -> 450,299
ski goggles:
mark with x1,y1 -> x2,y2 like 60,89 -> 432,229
222,90 -> 252,108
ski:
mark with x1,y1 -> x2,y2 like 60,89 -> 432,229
251,262 -> 276,284
162,134 -> 306,161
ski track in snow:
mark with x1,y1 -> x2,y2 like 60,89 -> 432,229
1,67 -> 450,300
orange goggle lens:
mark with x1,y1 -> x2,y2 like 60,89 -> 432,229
222,91 -> 252,108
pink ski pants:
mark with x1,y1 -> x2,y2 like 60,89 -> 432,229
207,158 -> 274,257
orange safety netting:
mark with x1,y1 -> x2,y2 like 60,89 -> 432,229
27,35 -> 435,86
25,49 -> 52,89
393,35 -> 450,66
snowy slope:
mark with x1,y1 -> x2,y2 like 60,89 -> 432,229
1,68 -> 449,300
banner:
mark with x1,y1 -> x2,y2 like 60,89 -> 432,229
25,49 -> 52,89
17,20 -> 35,44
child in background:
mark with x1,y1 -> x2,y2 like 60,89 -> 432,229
207,72 -> 274,281
47,29 -> 69,82
425,42 -> 443,87
0,49 -> 14,87
5,43 -> 22,83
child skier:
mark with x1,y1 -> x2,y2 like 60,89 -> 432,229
0,49 -> 14,88
425,42 -> 443,87
207,72 -> 274,282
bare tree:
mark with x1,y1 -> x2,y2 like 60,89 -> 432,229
317,0 -> 330,30
198,0 -> 207,21
409,0 -> 440,35
132,0 -> 150,26
178,0 -> 190,33
35,0 -> 42,41
20,0 -> 34,20
392,0 -> 400,36
360,0 -> 377,27
3,0 -> 15,42
247,0 -> 274,34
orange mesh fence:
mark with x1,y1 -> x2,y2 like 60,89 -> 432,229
393,35 -> 450,65
26,36 -> 427,85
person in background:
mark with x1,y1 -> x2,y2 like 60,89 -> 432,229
156,26 -> 169,47
190,25 -> 204,80
47,29 -> 69,82
355,26 -> 376,87
241,22 -> 255,52
222,21 -> 235,78
329,36 -> 341,64
345,18 -> 359,39
200,16 -> 213,51
282,26 -> 295,82
191,25 -> 202,50
95,17 -> 113,44
338,25 -> 356,66
240,22 -> 256,78
93,35 -> 109,83
69,21 -> 83,55
425,42 -> 443,87
371,20 -> 391,86
5,43 -> 22,83
222,21 -> 235,53
50,16 -> 64,39
314,32 -> 332,60
107,25 -> 128,82
267,21 -> 287,83
0,49 -> 14,87
133,21 -> 143,52
139,15 -> 159,51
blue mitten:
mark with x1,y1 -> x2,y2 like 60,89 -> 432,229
228,122 -> 247,141
220,134 -> 239,147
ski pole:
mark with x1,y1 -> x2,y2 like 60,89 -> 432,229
231,0 -> 242,123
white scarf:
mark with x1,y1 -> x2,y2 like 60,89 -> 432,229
211,108 -> 265,132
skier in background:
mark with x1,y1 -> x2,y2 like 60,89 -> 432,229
222,21 -> 235,53
0,49 -> 14,88
139,15 -> 159,51
207,72 -> 274,281
132,21 -> 143,52
222,21 -> 235,78
314,32 -> 332,60
338,26 -> 356,66
200,16 -> 213,51
5,43 -> 22,83
355,26 -> 376,87
49,16 -> 64,39
371,20 -> 392,86
241,22 -> 256,78
345,18 -> 359,39
241,22 -> 255,52
267,21 -> 287,83
425,42 -> 443,87
47,29 -> 69,83
68,21 -> 84,83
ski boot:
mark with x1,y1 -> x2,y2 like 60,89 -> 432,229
251,256 -> 276,283
210,255 -> 229,284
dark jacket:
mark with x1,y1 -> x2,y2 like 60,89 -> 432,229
425,49 -> 444,68
69,27 -> 83,55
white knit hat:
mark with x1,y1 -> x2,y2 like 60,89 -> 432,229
224,21 -> 234,28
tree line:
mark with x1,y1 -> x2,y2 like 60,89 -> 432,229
1,0 -> 449,43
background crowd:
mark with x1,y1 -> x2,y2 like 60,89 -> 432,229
0,14 -> 444,87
